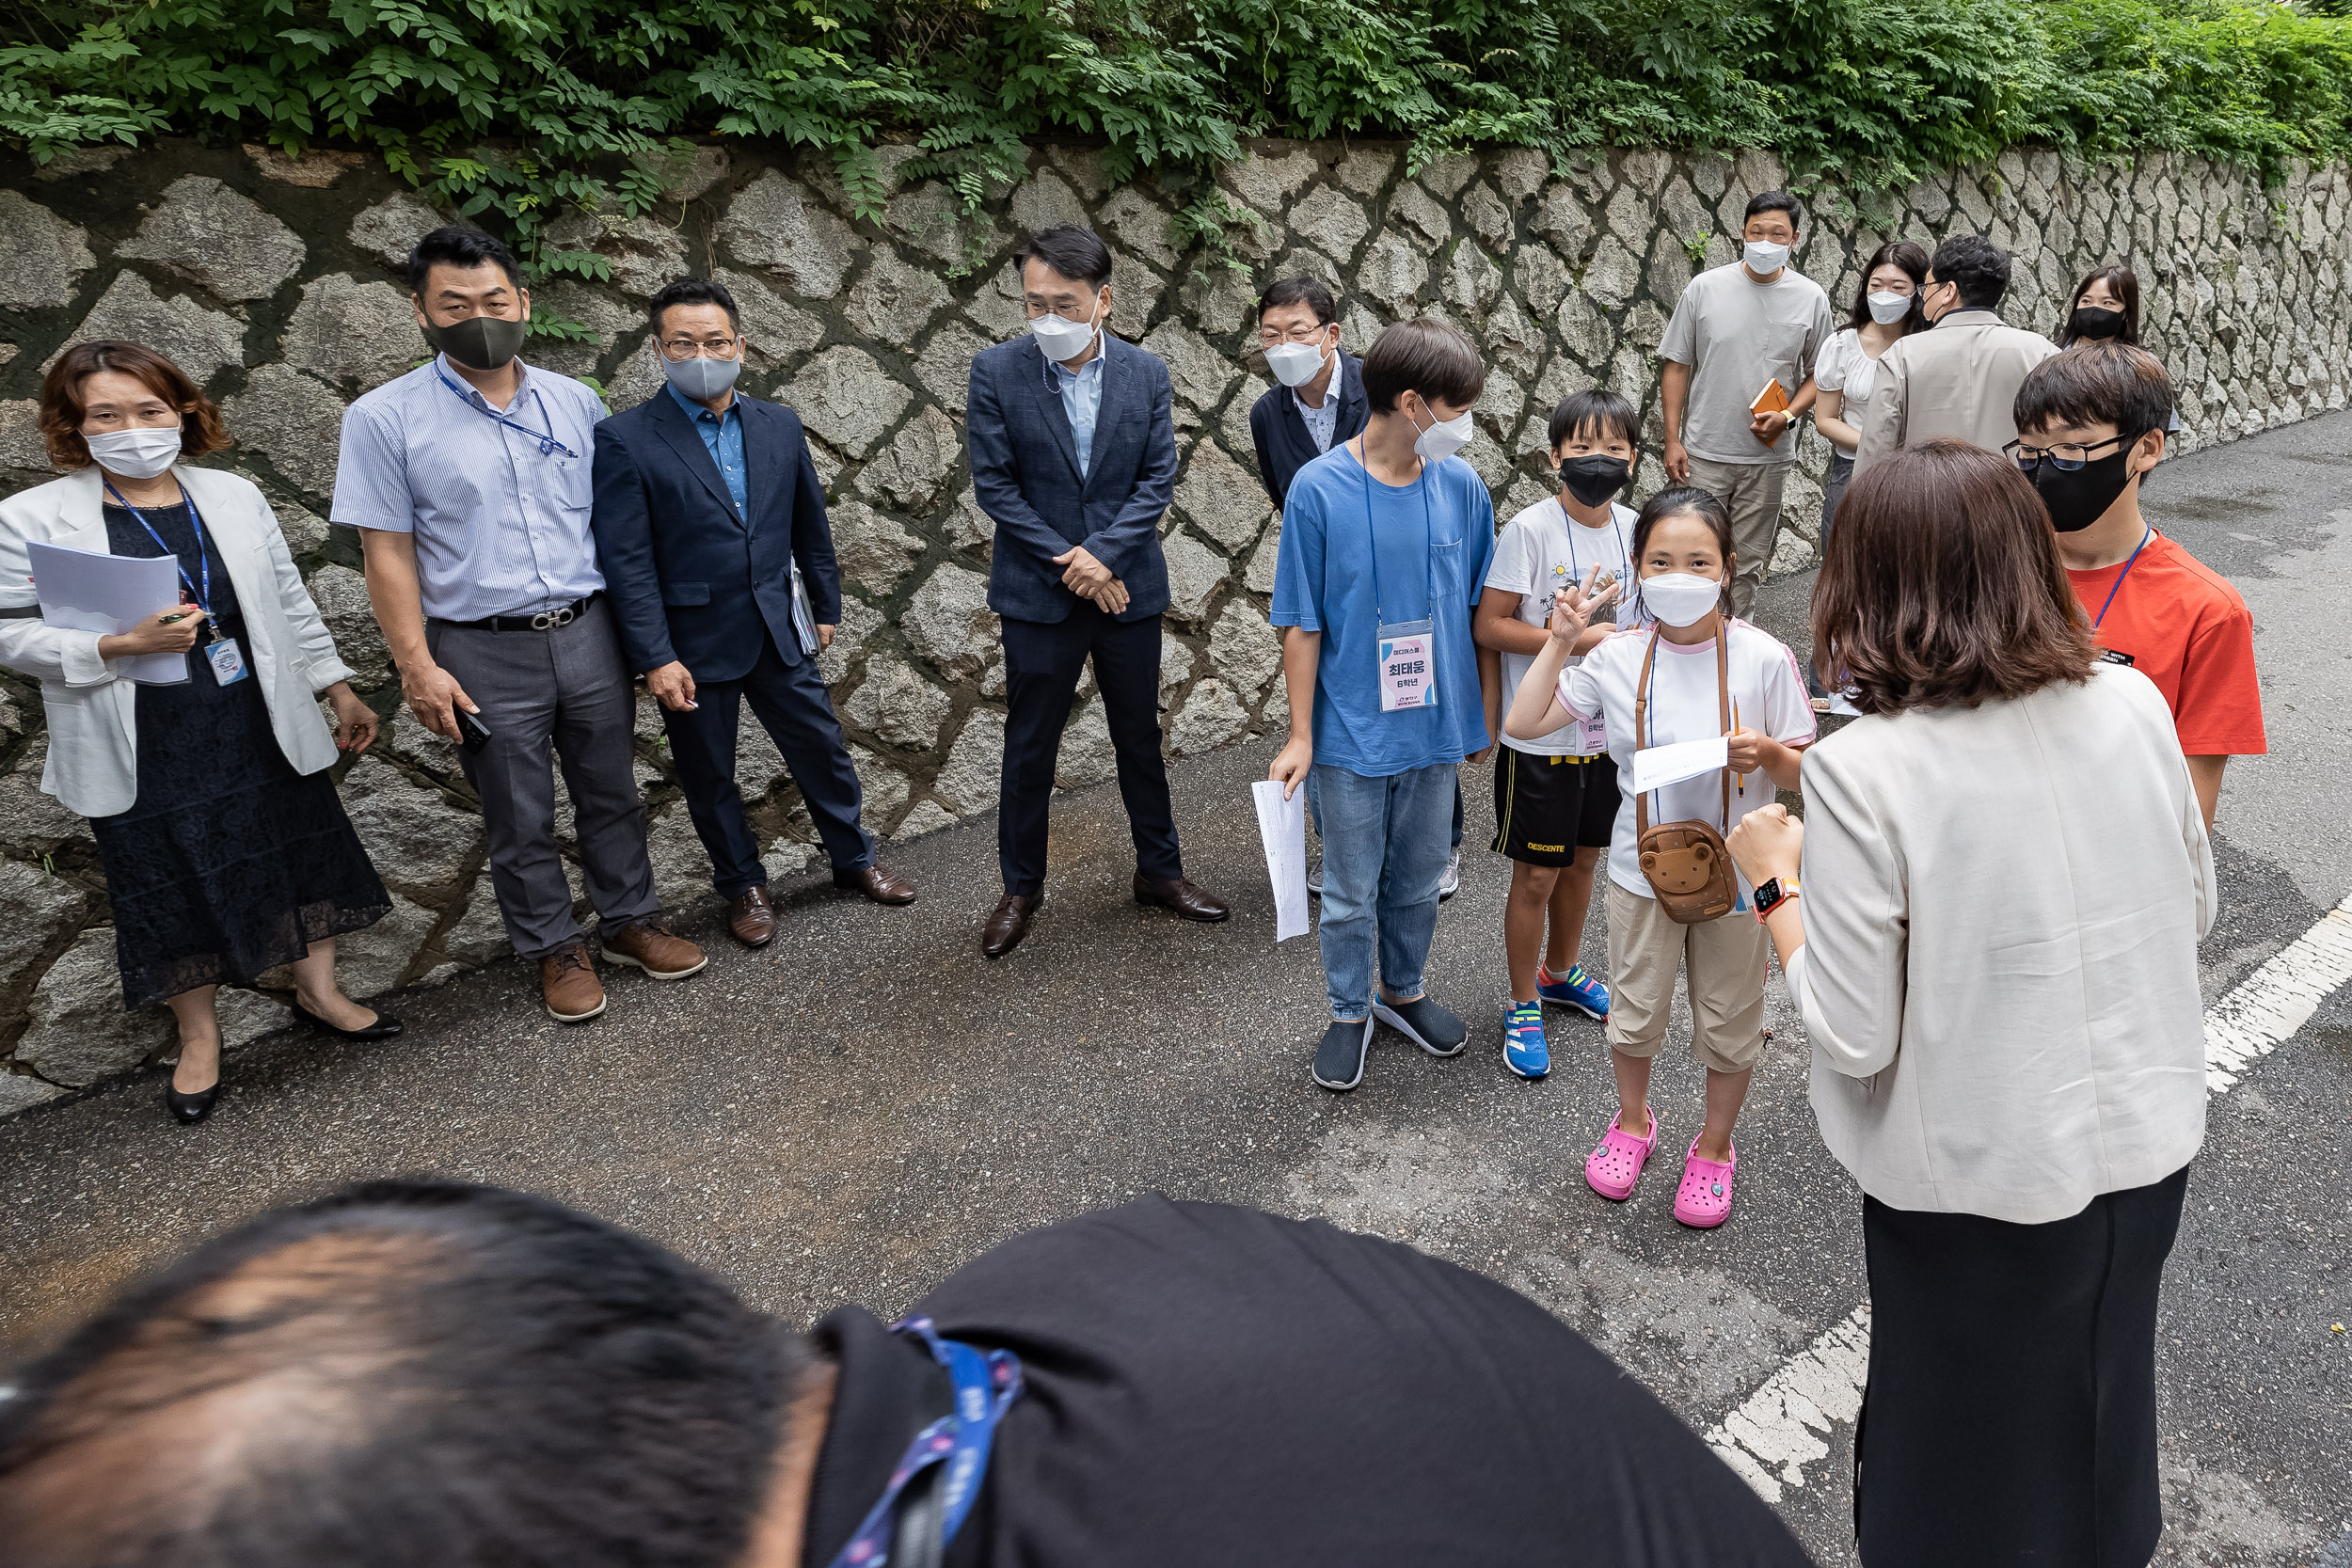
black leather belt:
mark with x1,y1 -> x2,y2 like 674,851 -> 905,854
432,593 -> 599,633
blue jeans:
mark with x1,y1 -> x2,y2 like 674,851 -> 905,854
1308,762 -> 1454,1021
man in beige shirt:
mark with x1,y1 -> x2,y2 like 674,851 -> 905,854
1853,235 -> 2058,475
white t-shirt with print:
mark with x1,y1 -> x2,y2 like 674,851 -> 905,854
1485,498 -> 1636,756
1557,618 -> 1817,899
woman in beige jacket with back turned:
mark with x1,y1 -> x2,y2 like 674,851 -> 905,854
1728,441 -> 2210,1568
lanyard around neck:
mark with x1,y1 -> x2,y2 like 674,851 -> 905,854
824,1318 -> 1022,1568
434,365 -> 580,458
1356,438 -> 1436,625
1557,499 -> 1628,585
104,477 -> 216,624
2090,527 -> 2153,631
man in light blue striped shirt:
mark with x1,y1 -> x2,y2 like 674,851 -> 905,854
338,226 -> 707,1024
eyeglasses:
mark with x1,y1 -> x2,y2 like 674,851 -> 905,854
1257,323 -> 1333,347
660,335 -> 743,360
2003,434 -> 2132,473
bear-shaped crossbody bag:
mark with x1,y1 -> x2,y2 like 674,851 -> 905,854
1632,624 -> 1738,924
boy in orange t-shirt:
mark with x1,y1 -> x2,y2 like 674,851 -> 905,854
2011,342 -> 2264,828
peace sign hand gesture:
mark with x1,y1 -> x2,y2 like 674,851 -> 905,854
1547,565 -> 1620,649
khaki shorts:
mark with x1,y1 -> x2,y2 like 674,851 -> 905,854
1603,878 -> 1770,1074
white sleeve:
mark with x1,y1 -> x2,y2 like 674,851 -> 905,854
1558,651 -> 1603,723
0,515 -> 116,689
1483,517 -> 1536,595
1787,743 -> 1908,1077
1814,332 -> 1848,392
1753,633 -> 1819,746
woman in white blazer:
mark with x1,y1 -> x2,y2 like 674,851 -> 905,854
1,341 -> 402,1124
1727,441 -> 2213,1568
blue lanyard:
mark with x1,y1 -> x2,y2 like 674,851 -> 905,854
1356,441 -> 1437,625
104,477 -> 216,626
824,1318 -> 1023,1568
1557,499 -> 1628,591
434,365 -> 580,459
2090,527 -> 2153,630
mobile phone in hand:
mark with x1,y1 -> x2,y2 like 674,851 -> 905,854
454,707 -> 493,752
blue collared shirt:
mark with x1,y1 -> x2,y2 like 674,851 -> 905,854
332,355 -> 608,621
1293,352 -> 1345,455
1044,348 -> 1105,479
666,382 -> 748,516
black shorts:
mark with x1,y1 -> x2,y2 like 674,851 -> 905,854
1489,747 -> 1619,867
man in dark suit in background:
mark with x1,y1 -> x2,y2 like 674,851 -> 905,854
592,277 -> 914,948
965,226 -> 1228,958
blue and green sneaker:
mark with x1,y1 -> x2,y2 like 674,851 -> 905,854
1537,962 -> 1611,1021
1502,1001 -> 1549,1079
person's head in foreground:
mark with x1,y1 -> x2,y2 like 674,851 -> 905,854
0,1181 -> 1820,1568
1812,439 -> 2096,714
2009,340 -> 2173,538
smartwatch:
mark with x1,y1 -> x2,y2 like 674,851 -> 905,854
1753,876 -> 1799,920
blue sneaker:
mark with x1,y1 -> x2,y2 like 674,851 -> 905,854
1537,962 -> 1610,1021
1503,1001 -> 1549,1079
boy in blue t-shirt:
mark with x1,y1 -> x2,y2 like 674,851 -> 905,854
1270,318 -> 1498,1092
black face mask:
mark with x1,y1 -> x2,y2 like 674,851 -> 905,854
2068,306 -> 2128,342
421,313 -> 528,372
2031,443 -> 2141,533
1558,454 -> 1632,508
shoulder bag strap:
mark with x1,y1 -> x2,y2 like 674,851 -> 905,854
1634,626 -> 1660,837
1717,622 -> 1732,826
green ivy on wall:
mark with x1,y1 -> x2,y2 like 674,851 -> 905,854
3,0 -> 2348,277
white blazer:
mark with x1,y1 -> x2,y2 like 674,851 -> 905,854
0,464 -> 358,819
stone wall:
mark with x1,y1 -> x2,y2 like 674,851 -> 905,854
2,136 -> 2347,1112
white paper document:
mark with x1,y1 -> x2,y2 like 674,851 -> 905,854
1632,735 -> 1729,795
26,540 -> 187,684
1250,779 -> 1311,942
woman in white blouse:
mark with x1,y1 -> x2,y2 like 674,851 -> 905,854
1727,441 -> 2212,1568
0,341 -> 401,1125
1805,241 -> 1928,706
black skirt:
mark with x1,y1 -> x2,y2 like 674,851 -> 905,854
89,500 -> 390,1009
1855,1165 -> 2190,1568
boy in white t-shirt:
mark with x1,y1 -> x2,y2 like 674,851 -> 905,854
1473,390 -> 1641,1081
1503,486 -> 1815,1230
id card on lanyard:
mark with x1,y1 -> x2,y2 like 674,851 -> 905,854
104,479 -> 248,688
1361,449 -> 1440,713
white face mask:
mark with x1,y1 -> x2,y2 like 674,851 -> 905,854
1409,400 -> 1475,465
1028,294 -> 1103,363
1639,571 -> 1724,628
85,424 -> 183,481
1743,239 -> 1791,276
1867,291 -> 1914,325
1263,339 -> 1331,388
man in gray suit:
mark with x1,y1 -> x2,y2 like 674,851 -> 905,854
1854,235 -> 2059,476
964,225 -> 1227,958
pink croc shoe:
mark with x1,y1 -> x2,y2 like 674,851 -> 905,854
1585,1108 -> 1660,1201
1673,1138 -> 1737,1228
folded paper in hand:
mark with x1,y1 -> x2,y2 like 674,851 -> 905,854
1250,780 -> 1310,942
26,541 -> 186,684
1632,735 -> 1729,795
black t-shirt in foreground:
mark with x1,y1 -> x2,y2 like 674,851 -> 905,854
801,1198 -> 1815,1568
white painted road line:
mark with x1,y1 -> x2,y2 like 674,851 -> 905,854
2204,892 -> 2352,1094
1705,893 -> 2352,1504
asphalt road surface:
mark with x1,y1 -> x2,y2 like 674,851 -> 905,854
4,416 -> 2348,1565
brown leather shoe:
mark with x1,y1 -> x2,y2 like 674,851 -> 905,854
601,918 -> 708,980
729,885 -> 776,947
981,893 -> 1040,958
834,863 -> 917,905
1134,873 -> 1230,923
539,941 -> 608,1022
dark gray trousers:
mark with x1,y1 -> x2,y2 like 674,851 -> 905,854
427,598 -> 659,958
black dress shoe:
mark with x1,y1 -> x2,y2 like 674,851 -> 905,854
1133,873 -> 1230,923
292,1000 -> 404,1040
981,894 -> 1040,958
165,1081 -> 219,1124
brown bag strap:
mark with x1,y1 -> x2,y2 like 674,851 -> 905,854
1634,626 -> 1660,837
1717,624 -> 1731,827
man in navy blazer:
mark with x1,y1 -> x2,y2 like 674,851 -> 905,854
592,278 -> 915,947
965,226 -> 1228,958
1246,275 -> 1370,507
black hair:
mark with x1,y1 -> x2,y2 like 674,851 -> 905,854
0,1180 -> 803,1568
1930,234 -> 2011,310
2058,262 -> 2142,347
1630,485 -> 1737,621
2013,341 -> 2175,442
1014,224 -> 1113,291
1547,388 -> 1640,451
406,225 -> 522,296
1360,317 -> 1486,417
1743,190 -> 1803,230
1259,275 -> 1338,325
1846,240 -> 1931,335
650,276 -> 742,338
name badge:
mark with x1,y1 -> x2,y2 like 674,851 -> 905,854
1377,619 -> 1438,713
2097,648 -> 2135,667
1578,712 -> 1609,752
204,636 -> 250,687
